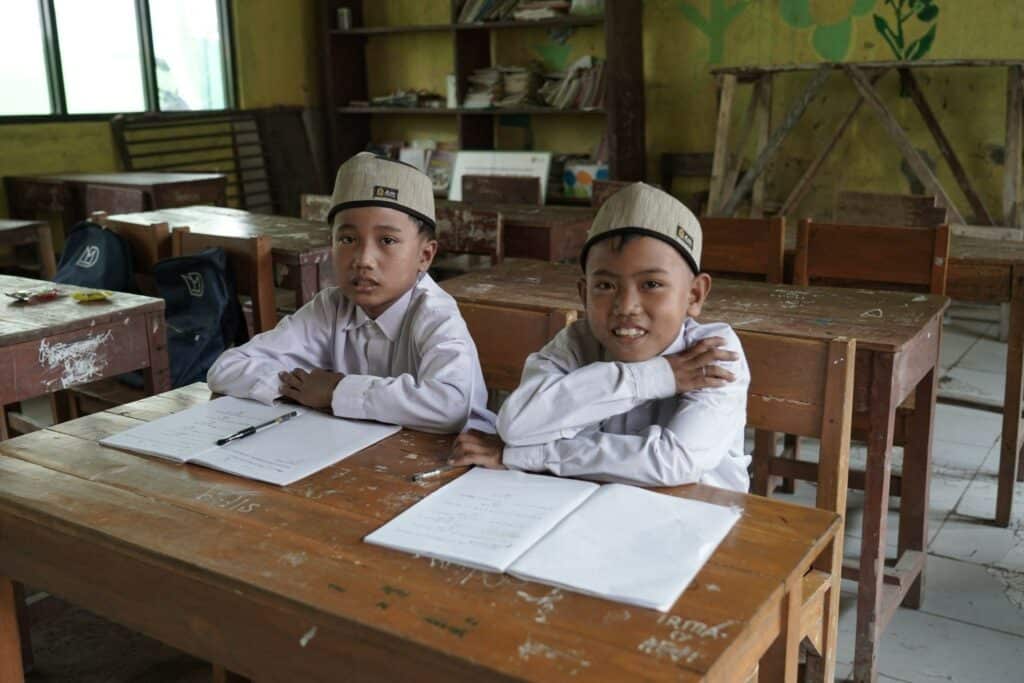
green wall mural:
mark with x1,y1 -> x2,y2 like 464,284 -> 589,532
873,0 -> 939,61
779,0 -> 876,62
675,0 -> 753,64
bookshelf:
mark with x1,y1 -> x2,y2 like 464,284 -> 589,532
318,0 -> 645,187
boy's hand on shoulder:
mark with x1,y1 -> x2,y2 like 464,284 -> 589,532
279,368 -> 344,409
451,430 -> 506,470
665,336 -> 738,394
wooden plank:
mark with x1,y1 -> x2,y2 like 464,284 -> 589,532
1004,66 -> 1024,227
711,58 -> 1024,76
750,75 -> 772,218
721,79 -> 762,204
901,69 -> 994,225
708,73 -> 737,213
0,577 -> 25,682
844,64 -> 967,226
719,66 -> 831,217
997,265 -> 1024,524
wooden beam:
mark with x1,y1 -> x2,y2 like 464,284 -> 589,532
721,78 -> 762,204
750,75 -> 773,218
707,73 -> 737,213
901,69 -> 994,225
844,64 -> 967,226
779,70 -> 886,218
718,66 -> 831,217
711,58 -> 1024,77
1004,65 -> 1023,227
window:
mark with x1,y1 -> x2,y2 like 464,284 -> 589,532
0,0 -> 233,118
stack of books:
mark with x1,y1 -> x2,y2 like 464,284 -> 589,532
464,67 -> 503,108
457,0 -> 520,23
512,0 -> 571,20
496,65 -> 542,108
538,55 -> 606,110
458,0 -> 585,23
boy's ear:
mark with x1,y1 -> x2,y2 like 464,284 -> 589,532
418,236 -> 438,272
686,272 -> 712,317
576,276 -> 588,308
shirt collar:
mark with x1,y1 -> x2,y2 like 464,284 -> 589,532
660,318 -> 690,357
342,276 -> 420,341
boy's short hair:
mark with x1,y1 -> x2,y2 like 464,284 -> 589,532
327,152 -> 436,232
580,183 -> 702,276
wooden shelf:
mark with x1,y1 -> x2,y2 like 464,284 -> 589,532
337,106 -> 606,116
330,16 -> 603,35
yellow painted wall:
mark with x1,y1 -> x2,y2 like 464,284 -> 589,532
0,0 -> 317,219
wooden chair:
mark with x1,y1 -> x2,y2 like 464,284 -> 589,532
835,190 -> 948,228
794,219 -> 950,294
172,228 -> 277,335
701,216 -> 786,283
0,219 -> 57,280
84,184 -> 148,215
590,179 -> 631,209
300,193 -> 332,222
89,211 -> 172,295
461,175 -> 542,205
432,207 -> 504,280
660,152 -> 714,214
742,331 -> 855,683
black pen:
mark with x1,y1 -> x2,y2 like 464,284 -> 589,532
216,411 -> 299,446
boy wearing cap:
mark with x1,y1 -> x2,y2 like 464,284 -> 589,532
207,152 -> 495,434
452,183 -> 750,491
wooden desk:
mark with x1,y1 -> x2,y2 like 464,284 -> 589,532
0,220 -> 57,279
438,201 -> 594,262
441,261 -> 949,683
0,275 -> 169,437
4,172 -> 227,228
0,384 -> 838,682
108,206 -> 332,309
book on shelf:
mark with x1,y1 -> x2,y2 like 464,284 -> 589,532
365,468 -> 740,611
512,0 -> 571,21
538,55 -> 605,110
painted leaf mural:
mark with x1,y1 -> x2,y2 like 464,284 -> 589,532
873,0 -> 940,61
780,0 -> 876,62
674,0 -> 752,64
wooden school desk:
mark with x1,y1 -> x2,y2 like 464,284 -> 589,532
0,384 -> 839,683
946,235 -> 1024,527
440,260 -> 949,683
4,172 -> 227,227
108,205 -> 332,309
0,220 -> 57,280
437,200 -> 595,262
0,274 -> 170,437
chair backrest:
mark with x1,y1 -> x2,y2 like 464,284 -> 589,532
462,175 -> 542,206
85,184 -> 148,215
659,152 -> 714,214
701,216 -> 786,283
835,191 -> 948,228
459,301 -> 578,392
794,219 -> 950,295
590,179 -> 631,208
171,227 -> 277,333
300,193 -> 332,222
90,211 -> 171,294
435,206 -> 504,265
741,331 -> 855,516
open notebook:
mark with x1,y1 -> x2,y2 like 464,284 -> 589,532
101,396 -> 399,486
365,468 -> 740,611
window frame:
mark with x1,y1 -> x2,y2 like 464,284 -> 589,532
0,0 -> 237,122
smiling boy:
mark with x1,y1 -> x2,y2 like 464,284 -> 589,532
206,152 -> 495,434
452,182 -> 750,490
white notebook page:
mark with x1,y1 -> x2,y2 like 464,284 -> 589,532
364,468 -> 598,572
509,484 -> 741,611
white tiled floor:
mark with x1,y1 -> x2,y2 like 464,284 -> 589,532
769,304 -> 1024,682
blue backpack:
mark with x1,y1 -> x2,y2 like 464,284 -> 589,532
151,248 -> 249,387
54,220 -> 136,292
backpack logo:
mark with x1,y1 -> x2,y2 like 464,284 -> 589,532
75,245 -> 100,269
181,272 -> 205,298
373,185 -> 399,200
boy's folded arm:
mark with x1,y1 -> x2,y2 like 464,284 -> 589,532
330,317 -> 476,433
497,351 -> 676,446
206,293 -> 335,404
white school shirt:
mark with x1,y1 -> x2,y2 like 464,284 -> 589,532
206,273 -> 496,434
497,318 -> 751,491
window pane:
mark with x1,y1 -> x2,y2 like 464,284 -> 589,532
150,0 -> 227,111
0,1 -> 52,115
54,0 -> 146,114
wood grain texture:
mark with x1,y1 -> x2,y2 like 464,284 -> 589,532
462,175 -> 541,206
701,216 -> 785,283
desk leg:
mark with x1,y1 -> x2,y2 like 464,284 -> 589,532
759,577 -> 801,683
0,577 -> 26,682
752,429 -> 776,496
899,366 -> 937,608
298,263 -> 319,310
854,354 -> 897,683
142,312 -> 171,396
998,268 -> 1024,525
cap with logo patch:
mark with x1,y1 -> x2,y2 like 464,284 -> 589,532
580,182 -> 702,275
326,151 -> 436,229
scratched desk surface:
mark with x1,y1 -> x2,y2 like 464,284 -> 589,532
0,275 -> 163,346
440,261 -> 949,353
0,384 -> 837,682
